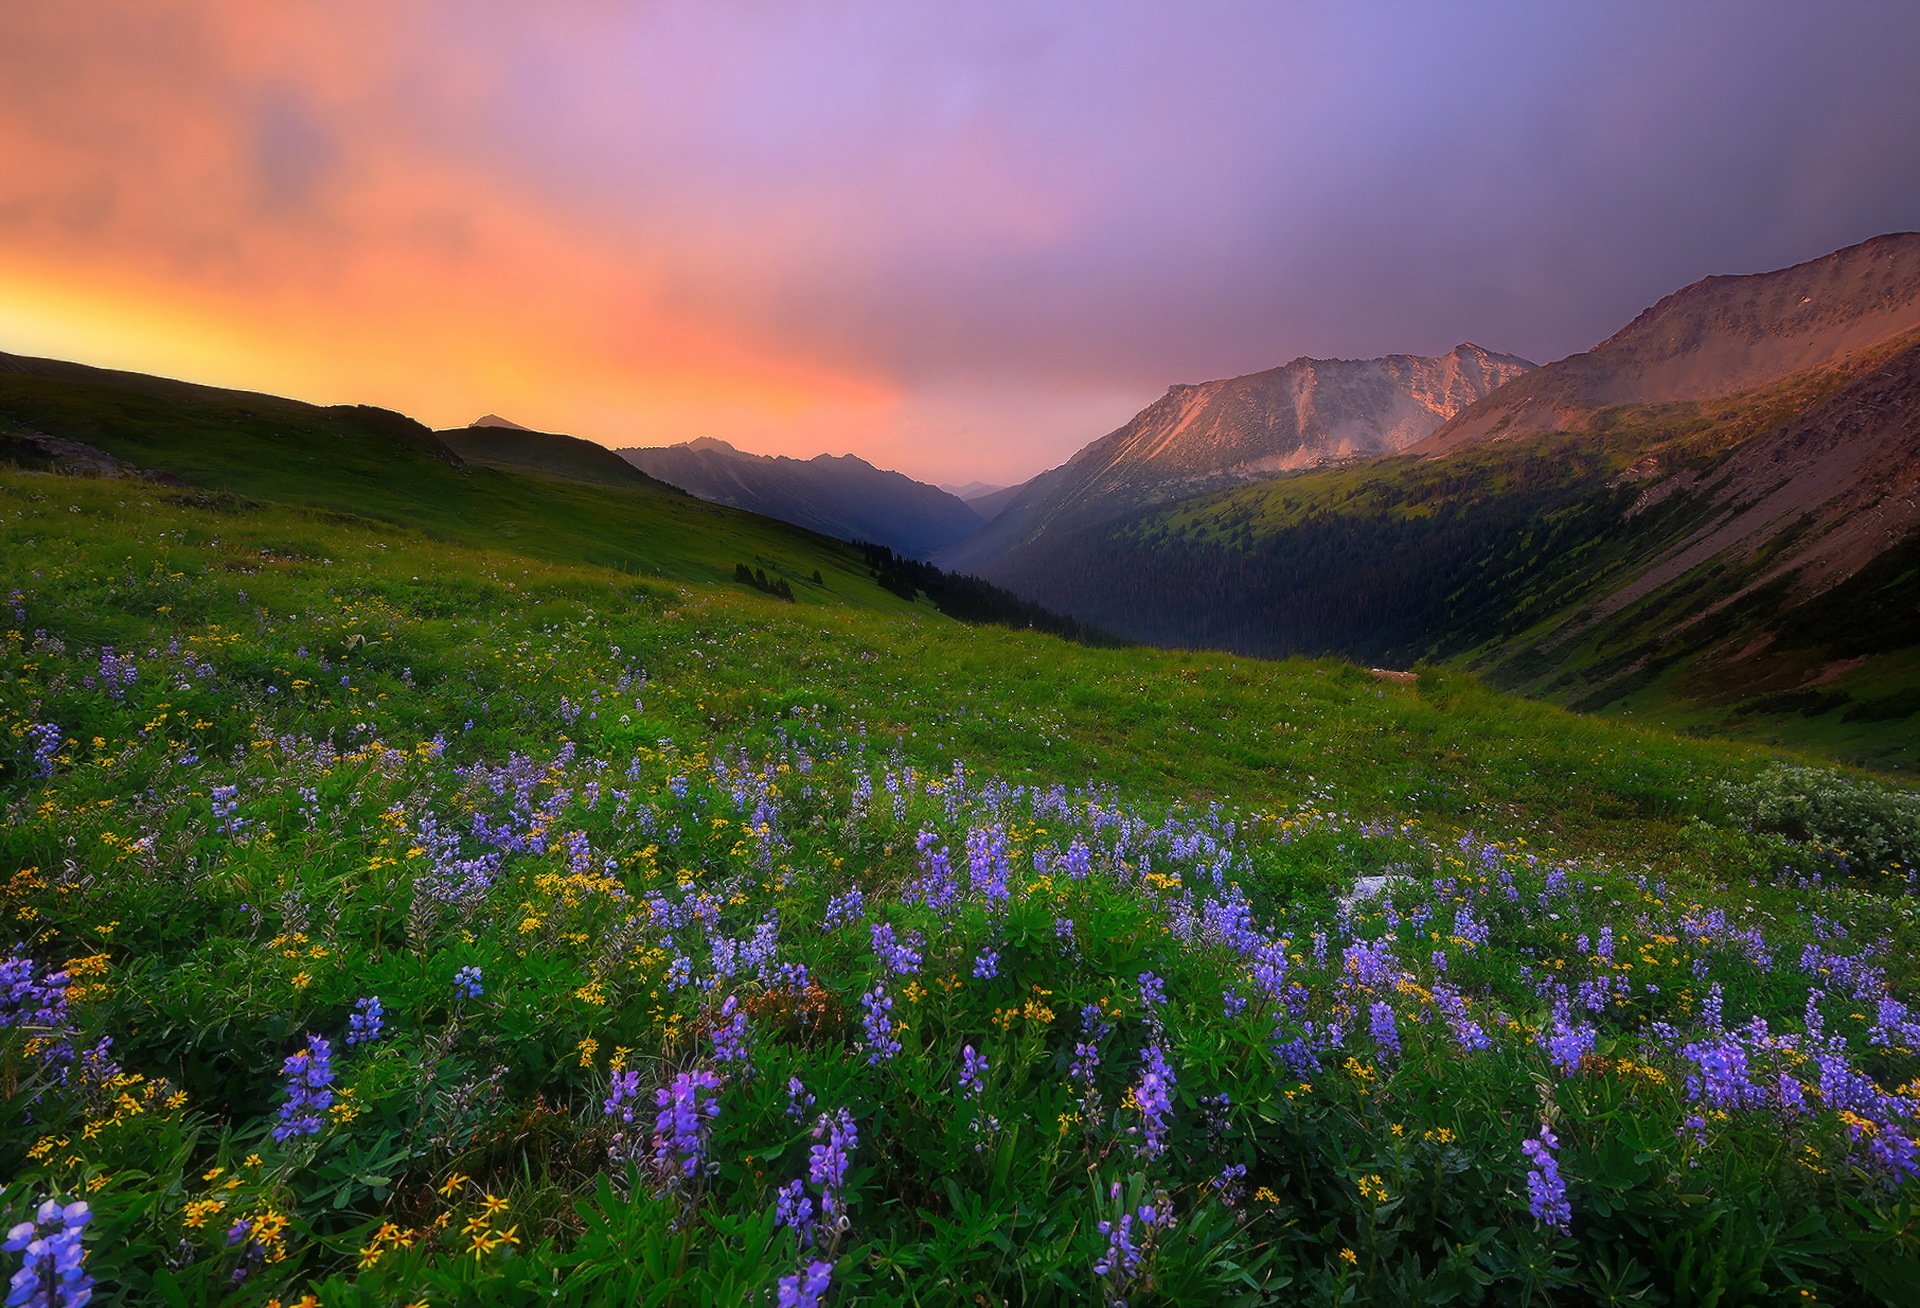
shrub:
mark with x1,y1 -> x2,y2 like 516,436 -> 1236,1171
1718,763 -> 1920,873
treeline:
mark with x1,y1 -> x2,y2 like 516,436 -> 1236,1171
850,541 -> 1126,646
733,562 -> 795,601
985,472 -> 1672,668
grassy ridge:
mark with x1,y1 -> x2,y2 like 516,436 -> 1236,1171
0,353 -> 920,614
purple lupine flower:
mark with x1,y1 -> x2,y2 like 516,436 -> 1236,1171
1132,1044 -> 1176,1158
972,949 -> 1000,981
26,723 -> 62,777
1138,972 -> 1167,1010
809,1108 -> 859,1227
1700,982 -> 1725,1033
1776,1072 -> 1807,1116
786,1077 -> 816,1121
1209,1162 -> 1249,1207
209,785 -> 248,836
711,995 -> 752,1066
775,1260 -> 833,1308
1,952 -> 70,1033
345,996 -> 384,1046
1869,997 -> 1920,1050
1862,1125 -> 1920,1182
868,924 -> 922,977
1071,1003 -> 1110,1099
1521,1124 -> 1571,1233
958,1045 -> 988,1099
605,1069 -> 645,1123
1094,1192 -> 1174,1298
1679,1032 -> 1762,1110
1369,1000 -> 1401,1064
4,1198 -> 93,1308
452,965 -> 484,1000
1341,937 -> 1399,989
652,1068 -> 723,1182
1271,1031 -> 1322,1080
774,1178 -> 815,1241
858,988 -> 900,1064
1537,1002 -> 1595,1077
271,1034 -> 335,1142
1433,983 -> 1492,1053
1250,941 -> 1291,1003
95,647 -> 137,697
665,954 -> 693,990
823,888 -> 866,929
965,826 -> 1011,904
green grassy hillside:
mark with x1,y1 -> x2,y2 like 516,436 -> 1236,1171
4,359 -> 1920,1305
0,351 -> 919,615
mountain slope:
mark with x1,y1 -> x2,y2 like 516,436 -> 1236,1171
941,342 -> 1532,572
0,350 -> 924,613
621,437 -> 982,558
964,479 -> 1028,524
1417,232 -> 1920,456
440,422 -> 667,491
966,239 -> 1920,769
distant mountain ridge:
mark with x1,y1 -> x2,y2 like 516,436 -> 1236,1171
941,342 -> 1533,571
621,437 -> 982,558
1417,232 -> 1920,455
954,233 -> 1920,768
964,481 -> 1029,525
441,422 -> 668,491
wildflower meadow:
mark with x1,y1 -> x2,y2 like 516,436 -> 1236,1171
4,468 -> 1919,1305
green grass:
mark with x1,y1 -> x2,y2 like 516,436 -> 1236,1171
4,358 -> 1920,1305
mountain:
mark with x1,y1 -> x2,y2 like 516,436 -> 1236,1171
965,234 -> 1920,768
441,422 -> 664,490
940,342 -> 1533,572
0,349 -> 936,611
964,480 -> 1029,524
471,413 -> 534,430
1417,232 -> 1920,456
621,437 -> 983,558
941,479 -> 1005,500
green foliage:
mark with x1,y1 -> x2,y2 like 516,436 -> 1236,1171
1718,763 -> 1920,874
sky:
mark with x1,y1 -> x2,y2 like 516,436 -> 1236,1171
2,3 -> 1919,485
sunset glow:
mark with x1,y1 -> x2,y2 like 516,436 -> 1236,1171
3,2 -> 1918,482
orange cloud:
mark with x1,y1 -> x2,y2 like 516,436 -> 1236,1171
0,5 -> 901,455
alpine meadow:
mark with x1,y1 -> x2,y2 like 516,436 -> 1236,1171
6,5 -> 1920,1307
